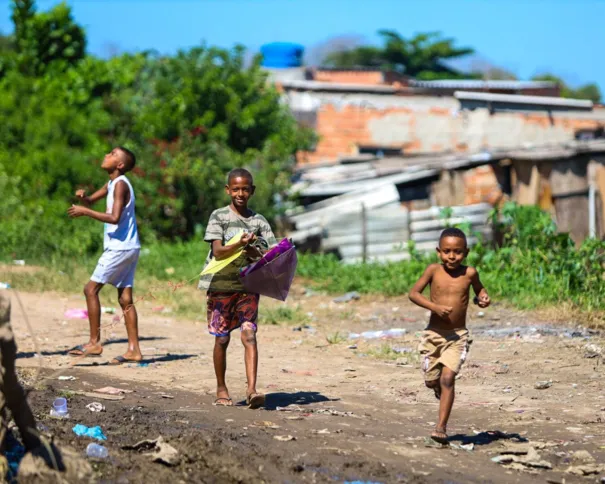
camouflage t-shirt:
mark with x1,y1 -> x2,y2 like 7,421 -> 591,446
198,205 -> 277,293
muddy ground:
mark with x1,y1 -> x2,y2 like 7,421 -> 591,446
5,284 -> 605,483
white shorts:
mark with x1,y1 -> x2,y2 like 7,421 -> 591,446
91,249 -> 140,288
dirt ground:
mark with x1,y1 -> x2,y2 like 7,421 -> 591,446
5,283 -> 605,483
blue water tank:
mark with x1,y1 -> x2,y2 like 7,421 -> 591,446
261,42 -> 304,68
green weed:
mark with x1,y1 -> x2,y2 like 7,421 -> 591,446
326,332 -> 347,345
261,305 -> 309,326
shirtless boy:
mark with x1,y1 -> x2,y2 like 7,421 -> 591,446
409,228 -> 490,443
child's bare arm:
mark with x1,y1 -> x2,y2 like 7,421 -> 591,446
409,264 -> 452,317
68,180 -> 127,224
211,233 -> 255,260
75,184 -> 108,207
470,268 -> 490,308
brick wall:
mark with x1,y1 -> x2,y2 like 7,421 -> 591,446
313,70 -> 385,85
297,99 -> 605,165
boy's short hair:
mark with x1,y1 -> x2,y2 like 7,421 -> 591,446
439,227 -> 467,246
117,147 -> 136,172
227,168 -> 254,185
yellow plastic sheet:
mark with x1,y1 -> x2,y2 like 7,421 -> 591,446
200,231 -> 244,276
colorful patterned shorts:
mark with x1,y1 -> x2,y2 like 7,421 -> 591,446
207,291 -> 260,337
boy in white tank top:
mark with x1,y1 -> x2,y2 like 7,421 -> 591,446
67,147 -> 142,365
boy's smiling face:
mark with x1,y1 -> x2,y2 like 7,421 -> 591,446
225,176 -> 255,209
437,236 -> 469,270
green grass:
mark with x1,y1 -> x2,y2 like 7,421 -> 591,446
260,305 -> 310,326
3,204 -> 604,325
326,332 -> 347,345
296,204 -> 605,324
366,344 -> 420,363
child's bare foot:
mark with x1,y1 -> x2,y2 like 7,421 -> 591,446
247,391 -> 265,409
431,427 -> 449,444
109,351 -> 142,365
213,387 -> 233,407
68,343 -> 102,357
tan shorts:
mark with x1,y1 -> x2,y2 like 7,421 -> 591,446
418,328 -> 470,381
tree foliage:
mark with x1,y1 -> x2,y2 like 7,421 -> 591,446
0,1 -> 313,259
323,30 -> 475,79
532,73 -> 601,103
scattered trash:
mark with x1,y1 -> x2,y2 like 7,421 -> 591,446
94,386 -> 133,395
58,375 -> 77,381
251,421 -> 280,429
281,368 -> 314,376
86,403 -> 105,413
123,436 -> 180,466
285,416 -> 304,421
491,447 -> 552,469
72,425 -> 107,441
152,306 -> 165,312
347,344 -> 358,350
314,408 -> 357,418
348,328 -> 407,340
138,363 -> 149,368
12,260 -> 25,266
392,346 -> 414,354
450,442 -> 474,451
534,381 -> 553,390
160,394 -> 174,399
583,343 -> 602,358
312,429 -> 330,435
273,435 -> 296,442
292,325 -> 315,333
474,325 -> 594,340
333,292 -> 360,303
64,309 -> 88,319
165,267 -> 175,275
86,443 -> 108,459
101,307 -> 116,314
565,464 -> 604,476
0,283 -> 10,289
477,311 -> 485,318
50,397 -> 70,419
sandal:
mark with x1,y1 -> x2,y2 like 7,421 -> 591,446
246,392 -> 265,409
431,427 -> 449,445
108,355 -> 141,366
213,398 -> 233,407
68,344 -> 102,357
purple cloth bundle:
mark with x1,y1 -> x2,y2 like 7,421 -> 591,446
239,238 -> 297,301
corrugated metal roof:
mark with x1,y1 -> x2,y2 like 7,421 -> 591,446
410,79 -> 557,89
279,80 -> 398,93
455,91 -> 593,110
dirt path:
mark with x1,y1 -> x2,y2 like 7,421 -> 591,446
8,286 -> 605,483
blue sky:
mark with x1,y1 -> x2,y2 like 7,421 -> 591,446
1,0 -> 603,91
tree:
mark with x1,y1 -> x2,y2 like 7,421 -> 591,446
532,74 -> 601,103
11,0 -> 85,75
323,30 -> 474,79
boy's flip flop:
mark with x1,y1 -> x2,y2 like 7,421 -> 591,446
431,428 -> 449,445
246,393 -> 266,409
109,355 -> 140,366
213,398 -> 233,407
68,345 -> 102,357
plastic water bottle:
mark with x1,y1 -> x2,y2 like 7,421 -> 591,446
0,283 -> 10,289
101,307 -> 116,314
86,443 -> 108,459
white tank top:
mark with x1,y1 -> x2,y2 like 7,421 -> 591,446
104,175 -> 141,251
